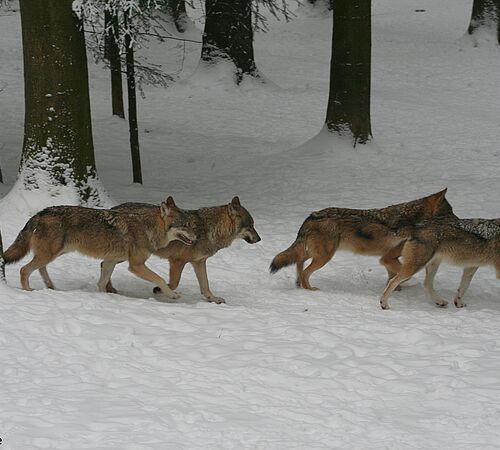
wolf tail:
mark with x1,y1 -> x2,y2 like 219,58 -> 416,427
269,238 -> 306,274
3,222 -> 33,265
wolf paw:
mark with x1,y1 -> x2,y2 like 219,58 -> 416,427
435,300 -> 448,308
208,296 -> 226,304
454,299 -> 466,308
106,286 -> 118,294
165,291 -> 180,300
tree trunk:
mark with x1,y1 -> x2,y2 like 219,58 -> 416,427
167,0 -> 189,33
19,0 -> 106,205
325,0 -> 372,145
467,0 -> 500,45
124,15 -> 143,184
202,0 -> 259,83
308,0 -> 334,10
0,229 -> 5,283
105,10 -> 125,118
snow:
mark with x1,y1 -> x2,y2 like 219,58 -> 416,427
1,0 -> 500,448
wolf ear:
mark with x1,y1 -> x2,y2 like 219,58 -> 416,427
166,196 -> 176,208
231,196 -> 241,207
425,188 -> 447,215
160,196 -> 176,218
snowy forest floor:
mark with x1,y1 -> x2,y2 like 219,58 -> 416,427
1,0 -> 500,448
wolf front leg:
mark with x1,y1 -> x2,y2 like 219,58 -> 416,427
128,257 -> 180,300
192,259 -> 225,304
453,267 -> 478,308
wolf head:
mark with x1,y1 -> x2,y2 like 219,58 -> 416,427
228,196 -> 261,244
160,197 -> 197,246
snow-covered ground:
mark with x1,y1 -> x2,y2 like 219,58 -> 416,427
1,0 -> 500,448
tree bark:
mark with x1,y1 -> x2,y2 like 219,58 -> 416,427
124,15 -> 143,184
467,0 -> 500,45
19,0 -> 105,204
105,10 -> 125,118
202,0 -> 259,83
325,0 -> 372,145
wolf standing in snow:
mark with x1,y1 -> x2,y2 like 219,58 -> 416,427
379,217 -> 500,310
270,189 -> 456,291
2,197 -> 196,299
104,196 -> 261,304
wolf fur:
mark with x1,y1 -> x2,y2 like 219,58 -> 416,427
270,189 -> 455,291
2,197 -> 196,299
379,217 -> 500,310
105,196 -> 261,304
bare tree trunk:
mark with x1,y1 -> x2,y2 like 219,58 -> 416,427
202,0 -> 259,83
0,229 -> 5,284
19,0 -> 106,205
325,0 -> 372,145
467,0 -> 500,45
168,0 -> 189,32
308,0 -> 333,10
105,10 -> 125,118
124,15 -> 143,184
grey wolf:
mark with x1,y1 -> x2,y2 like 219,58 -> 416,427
269,189 -> 455,290
2,197 -> 196,299
104,196 -> 261,303
379,217 -> 500,309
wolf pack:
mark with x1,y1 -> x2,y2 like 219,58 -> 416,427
1,189 -> 499,309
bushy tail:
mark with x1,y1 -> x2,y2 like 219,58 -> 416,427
269,239 -> 305,274
3,223 -> 33,264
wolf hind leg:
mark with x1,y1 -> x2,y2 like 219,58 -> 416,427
99,260 -> 121,293
38,267 -> 55,289
21,254 -> 57,291
299,237 -> 338,291
453,267 -> 478,308
424,259 -> 448,307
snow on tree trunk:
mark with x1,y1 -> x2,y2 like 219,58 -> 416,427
325,0 -> 372,146
18,0 -> 109,207
201,0 -> 259,84
467,0 -> 500,45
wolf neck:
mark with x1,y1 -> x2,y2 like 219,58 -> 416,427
206,206 -> 239,251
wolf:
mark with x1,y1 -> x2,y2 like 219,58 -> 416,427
103,196 -> 261,304
379,217 -> 500,310
1,197 -> 196,299
269,189 -> 455,291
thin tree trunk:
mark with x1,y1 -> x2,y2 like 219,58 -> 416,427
467,0 -> 500,45
105,10 -> 125,118
325,0 -> 372,145
202,0 -> 258,83
0,229 -> 5,283
124,15 -> 142,184
167,0 -> 189,33
308,0 -> 334,10
19,0 -> 105,204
